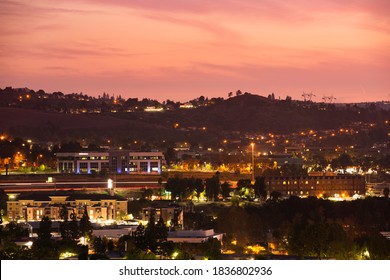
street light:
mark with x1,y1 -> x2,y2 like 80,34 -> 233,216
107,178 -> 114,196
107,178 -> 113,189
250,143 -> 255,182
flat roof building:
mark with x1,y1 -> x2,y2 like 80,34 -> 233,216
56,150 -> 165,174
167,229 -> 224,243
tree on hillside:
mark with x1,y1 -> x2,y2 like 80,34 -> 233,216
205,174 -> 220,201
165,177 -> 181,200
137,211 -> 171,255
221,181 -> 231,199
270,191 -> 282,202
59,141 -> 82,152
237,179 -> 251,190
331,153 -> 354,170
1,222 -> 29,243
154,216 -> 170,256
236,179 -> 253,198
92,236 -> 107,255
134,223 -> 146,250
37,216 -> 52,241
307,154 -> 328,172
164,147 -> 177,165
201,237 -> 222,260
0,189 -> 7,213
69,211 -> 80,240
253,177 -> 267,200
141,188 -> 154,200
79,205 -> 92,242
384,188 -> 389,199
194,178 -> 204,200
288,222 -> 355,259
32,216 -> 58,259
143,209 -> 157,251
59,205 -> 72,240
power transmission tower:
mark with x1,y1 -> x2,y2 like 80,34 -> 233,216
302,91 -> 315,102
322,95 -> 336,103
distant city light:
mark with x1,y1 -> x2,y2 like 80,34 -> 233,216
171,251 -> 179,259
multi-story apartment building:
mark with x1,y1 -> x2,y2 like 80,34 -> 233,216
141,204 -> 184,227
56,150 -> 165,174
265,174 -> 366,198
6,192 -> 128,222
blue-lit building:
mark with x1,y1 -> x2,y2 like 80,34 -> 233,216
56,150 -> 165,174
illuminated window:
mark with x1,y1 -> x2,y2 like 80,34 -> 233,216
129,162 -> 137,172
140,162 -> 148,172
151,162 -> 159,172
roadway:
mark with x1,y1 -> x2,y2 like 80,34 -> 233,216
0,180 -> 166,192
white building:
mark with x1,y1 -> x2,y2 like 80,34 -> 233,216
56,150 -> 165,174
56,152 -> 109,173
167,229 -> 224,243
109,150 -> 166,174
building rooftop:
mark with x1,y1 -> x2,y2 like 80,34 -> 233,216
12,191 -> 127,202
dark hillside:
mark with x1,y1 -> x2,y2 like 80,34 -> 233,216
1,89 -> 389,143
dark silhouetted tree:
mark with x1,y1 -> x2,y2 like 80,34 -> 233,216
221,181 -> 231,199
32,216 -> 58,259
253,176 -> 267,199
194,178 -> 204,200
384,187 -> 389,199
205,174 -> 220,201
79,205 -> 92,241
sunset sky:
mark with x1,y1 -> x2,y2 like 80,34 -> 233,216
1,0 -> 389,102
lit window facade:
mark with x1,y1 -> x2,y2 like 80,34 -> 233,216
56,150 -> 166,174
265,175 -> 365,198
6,194 -> 128,222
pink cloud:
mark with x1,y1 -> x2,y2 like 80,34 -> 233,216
0,0 -> 389,102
